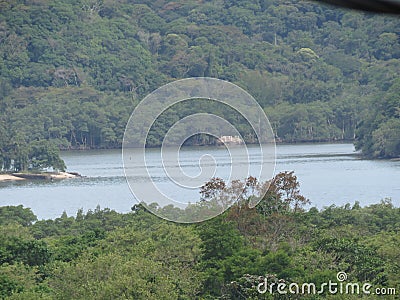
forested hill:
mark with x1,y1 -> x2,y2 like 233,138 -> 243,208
0,0 -> 399,158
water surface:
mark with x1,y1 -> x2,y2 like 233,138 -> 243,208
0,143 -> 398,220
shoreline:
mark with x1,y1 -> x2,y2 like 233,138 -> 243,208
0,172 -> 80,182
0,174 -> 26,182
60,140 -> 356,152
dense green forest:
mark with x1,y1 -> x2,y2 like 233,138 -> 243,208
0,172 -> 399,299
1,2 -> 399,298
0,0 -> 399,168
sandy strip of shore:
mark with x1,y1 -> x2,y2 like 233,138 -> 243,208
0,172 -> 79,182
0,174 -> 26,182
49,172 -> 78,179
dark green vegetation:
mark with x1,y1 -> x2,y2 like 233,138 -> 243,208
0,138 -> 66,172
0,172 -> 399,299
0,0 -> 399,159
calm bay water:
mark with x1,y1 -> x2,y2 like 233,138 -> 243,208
0,143 -> 399,220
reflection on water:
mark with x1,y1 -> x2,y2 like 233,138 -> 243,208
0,143 -> 399,220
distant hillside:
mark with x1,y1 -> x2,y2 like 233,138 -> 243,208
0,0 -> 399,157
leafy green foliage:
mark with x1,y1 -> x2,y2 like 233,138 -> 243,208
0,137 -> 66,172
47,223 -> 202,299
0,206 -> 37,226
356,79 -> 400,158
0,224 -> 51,267
314,237 -> 387,284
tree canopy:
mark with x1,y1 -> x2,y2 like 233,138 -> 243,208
0,0 -> 399,160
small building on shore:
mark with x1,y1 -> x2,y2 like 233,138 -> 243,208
217,135 -> 244,145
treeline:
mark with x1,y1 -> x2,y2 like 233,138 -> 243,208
0,138 -> 65,173
0,172 -> 399,299
0,0 -> 399,157
356,78 -> 400,158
